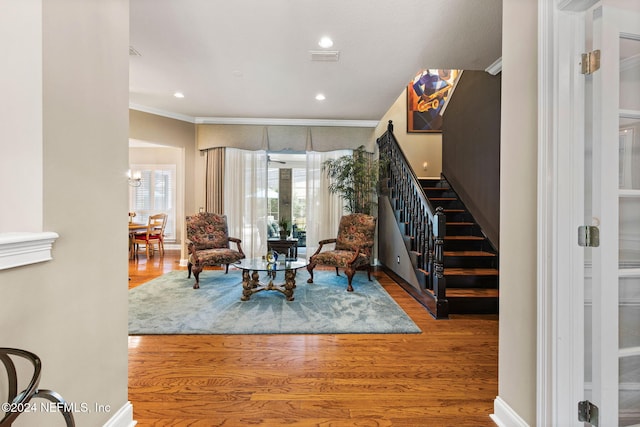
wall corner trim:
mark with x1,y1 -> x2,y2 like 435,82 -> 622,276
490,396 -> 530,427
485,57 -> 503,75
102,401 -> 136,427
0,232 -> 59,271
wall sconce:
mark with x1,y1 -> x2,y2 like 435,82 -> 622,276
127,170 -> 142,187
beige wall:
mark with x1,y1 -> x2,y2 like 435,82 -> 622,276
375,88 -> 443,179
0,1 -> 43,232
129,110 -> 197,217
499,0 -> 538,424
1,1 -> 130,425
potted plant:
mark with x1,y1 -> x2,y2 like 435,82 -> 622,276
278,217 -> 290,239
322,145 -> 384,215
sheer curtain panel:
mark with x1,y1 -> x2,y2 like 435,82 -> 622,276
305,150 -> 351,256
224,149 -> 268,259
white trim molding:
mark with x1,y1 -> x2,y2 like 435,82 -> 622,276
0,232 -> 59,271
195,116 -> 379,128
102,401 -> 136,427
485,57 -> 503,75
129,103 -> 380,128
491,396 -> 530,427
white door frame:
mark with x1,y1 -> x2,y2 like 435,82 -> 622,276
539,0 -> 640,424
537,0 -> 595,425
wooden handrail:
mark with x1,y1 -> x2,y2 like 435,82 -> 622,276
377,120 -> 447,304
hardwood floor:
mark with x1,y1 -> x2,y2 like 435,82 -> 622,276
128,250 -> 498,426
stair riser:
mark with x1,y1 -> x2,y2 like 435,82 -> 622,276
431,200 -> 465,210
445,224 -> 484,237
448,297 -> 499,314
445,257 -> 498,269
442,212 -> 474,222
444,239 -> 491,251
445,275 -> 498,289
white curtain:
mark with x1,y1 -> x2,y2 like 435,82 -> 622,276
224,148 -> 268,259
305,150 -> 351,256
223,148 -> 349,260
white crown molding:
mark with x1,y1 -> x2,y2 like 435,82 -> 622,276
0,232 -> 59,271
485,57 -> 502,75
129,103 -> 379,128
129,103 -> 196,123
194,116 -> 379,128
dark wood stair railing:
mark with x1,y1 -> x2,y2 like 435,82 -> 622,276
378,121 -> 449,318
377,120 -> 499,318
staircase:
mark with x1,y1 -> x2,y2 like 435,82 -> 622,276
420,176 -> 499,315
377,122 -> 499,318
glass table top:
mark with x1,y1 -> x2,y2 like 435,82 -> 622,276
234,257 -> 308,272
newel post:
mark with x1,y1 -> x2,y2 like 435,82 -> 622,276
432,206 -> 448,317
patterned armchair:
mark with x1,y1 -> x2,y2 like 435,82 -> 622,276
186,213 -> 245,289
306,213 -> 377,292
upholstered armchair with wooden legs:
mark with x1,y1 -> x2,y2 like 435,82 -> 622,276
186,212 -> 245,289
307,213 -> 377,292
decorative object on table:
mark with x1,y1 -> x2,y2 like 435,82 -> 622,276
278,217 -> 290,239
307,213 -> 377,292
406,69 -> 461,133
128,211 -> 136,223
322,145 -> 384,215
186,212 -> 245,289
265,249 -> 278,263
128,269 -> 421,335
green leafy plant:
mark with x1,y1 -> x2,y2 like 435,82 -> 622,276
322,145 -> 384,215
278,217 -> 290,235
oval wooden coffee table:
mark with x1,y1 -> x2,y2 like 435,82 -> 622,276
234,258 -> 308,301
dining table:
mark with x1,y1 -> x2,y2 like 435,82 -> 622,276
128,222 -> 147,259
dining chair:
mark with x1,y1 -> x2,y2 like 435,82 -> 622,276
132,213 -> 165,258
155,213 -> 168,255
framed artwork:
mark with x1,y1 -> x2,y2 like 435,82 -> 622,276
407,69 -> 460,133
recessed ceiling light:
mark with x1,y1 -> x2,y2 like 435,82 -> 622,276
315,94 -> 326,101
174,92 -> 185,98
318,37 -> 333,48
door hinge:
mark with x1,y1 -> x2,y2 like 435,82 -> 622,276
578,400 -> 599,426
578,225 -> 600,247
581,50 -> 601,74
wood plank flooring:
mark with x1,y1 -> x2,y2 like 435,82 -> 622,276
128,250 -> 498,426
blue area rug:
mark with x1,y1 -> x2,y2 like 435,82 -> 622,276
128,269 -> 421,335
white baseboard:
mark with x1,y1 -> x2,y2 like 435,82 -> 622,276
490,396 -> 529,427
103,401 -> 136,427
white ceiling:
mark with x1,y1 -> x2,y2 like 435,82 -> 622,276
129,0 -> 502,124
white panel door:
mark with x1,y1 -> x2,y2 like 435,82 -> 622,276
583,3 -> 640,425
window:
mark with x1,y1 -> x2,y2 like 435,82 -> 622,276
129,164 -> 176,241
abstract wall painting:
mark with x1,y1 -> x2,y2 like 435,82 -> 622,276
407,69 -> 461,133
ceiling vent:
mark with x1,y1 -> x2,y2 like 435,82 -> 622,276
129,46 -> 142,56
309,50 -> 340,62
